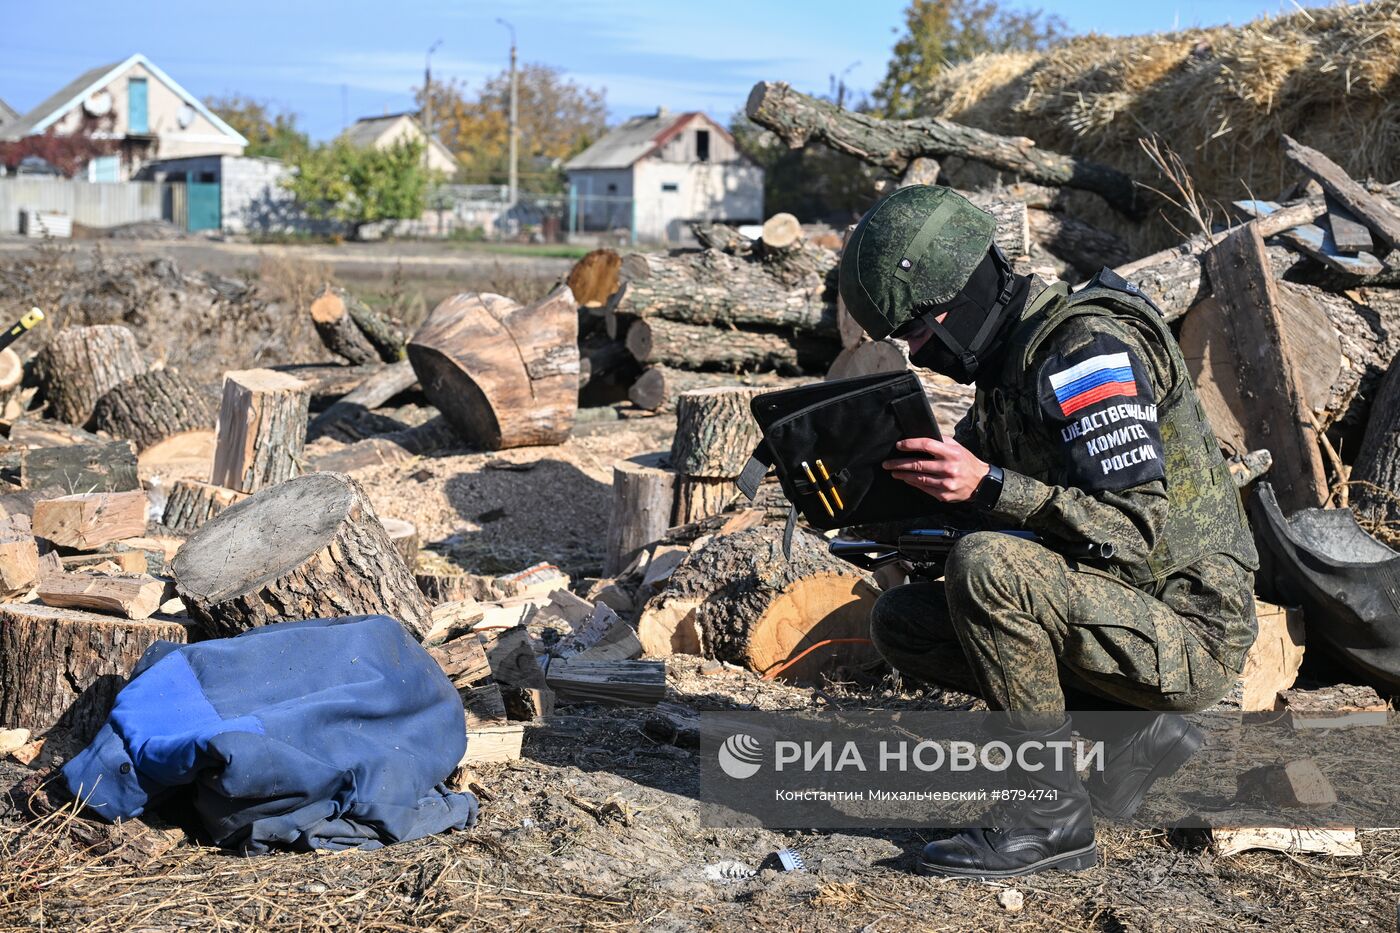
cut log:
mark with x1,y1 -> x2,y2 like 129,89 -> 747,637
210,369 -> 311,494
161,479 -> 246,535
673,476 -> 736,525
670,387 -> 766,479
1236,759 -> 1337,809
1324,195 -> 1374,254
36,569 -> 167,620
9,419 -> 104,449
481,625 -> 550,691
462,722 -> 524,764
1202,225 -> 1328,512
604,452 -> 677,577
171,472 -> 432,640
1282,135 -> 1400,248
761,212 -> 803,250
310,286 -> 379,364
745,80 -> 1143,217
36,324 -> 147,425
0,514 -> 38,597
639,524 -> 881,682
309,285 -> 405,363
137,430 -> 216,475
426,632 -> 492,689
566,249 -> 623,309
307,359 -> 417,441
0,602 -> 186,739
380,517 -> 419,567
408,286 -> 579,450
21,440 -> 139,494
89,370 -> 215,452
627,367 -> 668,411
545,657 -> 666,706
1349,353 -> 1400,524
0,349 -> 22,410
270,362 -> 385,406
1275,684 -> 1388,729
33,491 -> 147,550
1238,599 -> 1305,712
626,316 -> 828,373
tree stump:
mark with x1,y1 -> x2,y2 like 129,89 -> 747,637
309,285 -> 405,363
381,517 -> 420,567
604,452 -> 677,577
161,479 -> 246,535
639,524 -> 881,683
210,369 -> 311,494
1352,353 -> 1400,523
673,477 -> 737,526
408,286 -> 579,450
90,369 -> 215,452
0,603 -> 186,740
37,325 -> 148,425
171,472 -> 432,640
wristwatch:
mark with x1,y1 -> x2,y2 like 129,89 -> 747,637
972,464 -> 1005,510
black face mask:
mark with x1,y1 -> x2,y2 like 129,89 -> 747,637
905,246 -> 1028,384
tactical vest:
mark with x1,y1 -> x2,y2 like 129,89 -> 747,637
973,278 -> 1258,588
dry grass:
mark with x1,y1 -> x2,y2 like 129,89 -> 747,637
925,1 -> 1400,244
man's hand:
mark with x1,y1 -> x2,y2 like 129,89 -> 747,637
883,437 -> 990,503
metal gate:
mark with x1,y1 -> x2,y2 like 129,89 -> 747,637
187,181 -> 220,231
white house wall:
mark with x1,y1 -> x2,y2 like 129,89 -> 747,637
631,159 -> 763,244
368,116 -> 459,176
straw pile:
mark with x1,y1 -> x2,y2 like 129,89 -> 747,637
924,2 -> 1400,228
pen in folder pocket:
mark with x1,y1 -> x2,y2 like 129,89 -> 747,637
801,461 -> 835,518
814,458 -> 844,511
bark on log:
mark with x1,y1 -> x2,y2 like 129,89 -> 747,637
637,524 -> 881,683
627,367 -> 668,411
307,359 -> 417,441
270,363 -> 387,407
746,80 -> 1144,217
408,287 -> 579,450
37,325 -> 148,425
171,472 -> 432,640
604,452 -> 676,577
673,476 -> 736,525
210,369 -> 311,494
1202,225 -> 1328,513
89,369 -> 215,452
0,603 -> 186,739
625,316 -> 832,373
610,247 -> 836,334
309,285 -> 405,363
33,491 -> 148,550
161,479 -> 246,535
1350,354 -> 1400,523
670,387 -> 766,478
21,440 -> 139,494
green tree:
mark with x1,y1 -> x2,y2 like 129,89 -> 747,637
284,139 -> 428,238
206,94 -> 310,161
874,0 -> 1066,117
415,65 -> 607,191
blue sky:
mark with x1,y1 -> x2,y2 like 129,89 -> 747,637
1,0 -> 1337,141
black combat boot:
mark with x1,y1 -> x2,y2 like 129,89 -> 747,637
1082,713 -> 1204,822
917,717 -> 1097,878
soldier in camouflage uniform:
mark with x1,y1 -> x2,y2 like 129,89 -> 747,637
838,185 -> 1259,879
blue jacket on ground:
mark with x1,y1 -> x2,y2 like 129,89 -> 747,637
62,614 -> 478,855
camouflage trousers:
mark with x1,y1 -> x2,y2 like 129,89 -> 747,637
870,532 -> 1240,714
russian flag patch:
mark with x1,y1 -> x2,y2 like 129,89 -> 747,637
1048,352 -> 1137,417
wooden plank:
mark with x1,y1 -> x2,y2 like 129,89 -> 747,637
462,722 -> 524,764
1202,224 -> 1328,512
1238,599 -> 1305,711
1211,825 -> 1360,858
1282,135 -> 1400,247
546,657 -> 666,706
36,569 -> 168,620
1233,200 -> 1382,276
1324,194 -> 1374,253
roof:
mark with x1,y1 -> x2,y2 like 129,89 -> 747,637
0,53 -> 247,145
340,113 -> 459,167
564,109 -> 730,171
0,97 -> 17,126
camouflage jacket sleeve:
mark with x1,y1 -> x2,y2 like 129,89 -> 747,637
953,410 -> 980,454
983,315 -> 1171,568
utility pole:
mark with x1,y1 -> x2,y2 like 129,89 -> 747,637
497,18 -> 518,208
424,39 -> 442,172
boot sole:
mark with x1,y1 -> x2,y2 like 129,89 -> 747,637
1092,726 -> 1205,823
916,843 -> 1098,879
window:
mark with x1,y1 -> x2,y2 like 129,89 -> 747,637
695,129 -> 710,163
198,172 -> 217,183
661,182 -> 679,192
606,183 -> 618,194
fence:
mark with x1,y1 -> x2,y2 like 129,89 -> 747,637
0,177 -> 168,235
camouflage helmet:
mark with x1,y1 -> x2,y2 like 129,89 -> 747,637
838,185 -> 997,341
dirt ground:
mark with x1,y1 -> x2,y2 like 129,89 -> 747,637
1,239 -> 1398,931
